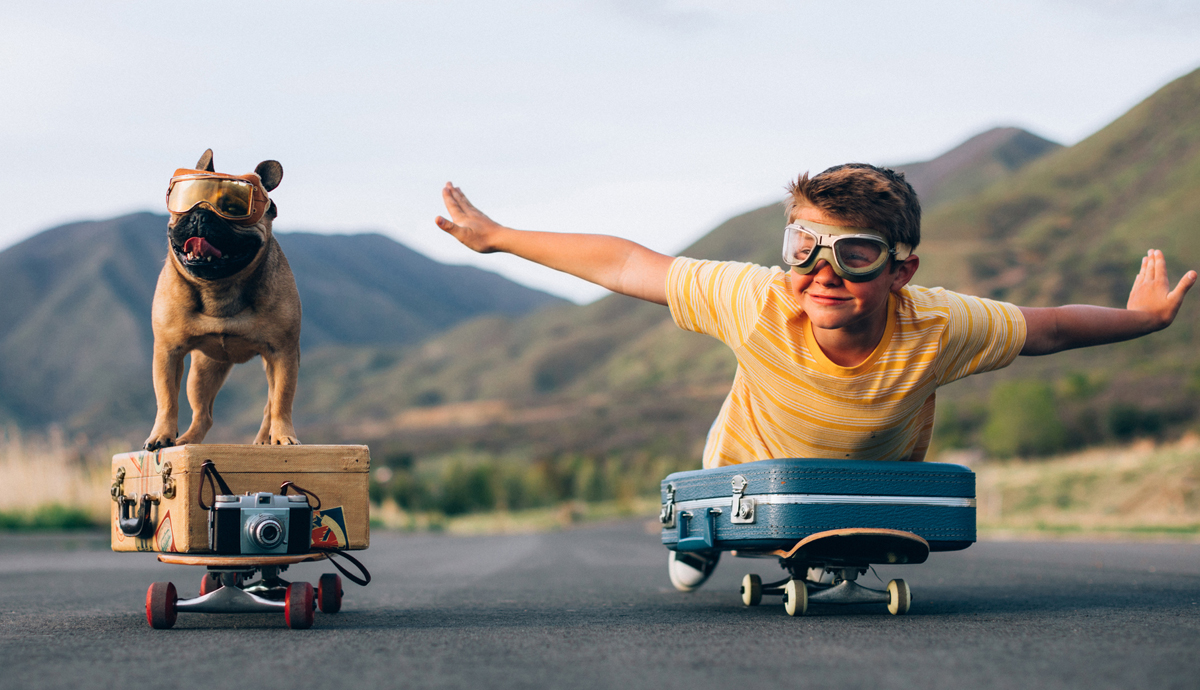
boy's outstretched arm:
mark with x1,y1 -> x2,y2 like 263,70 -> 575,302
435,183 -> 673,305
1020,249 -> 1197,355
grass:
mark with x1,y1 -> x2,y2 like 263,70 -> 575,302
969,434 -> 1200,540
0,427 -> 111,530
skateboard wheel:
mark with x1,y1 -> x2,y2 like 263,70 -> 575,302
318,573 -> 343,614
783,578 -> 807,616
740,574 -> 762,606
285,582 -> 315,629
887,579 -> 911,615
199,573 -> 221,596
146,582 -> 178,629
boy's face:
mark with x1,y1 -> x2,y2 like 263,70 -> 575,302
786,205 -> 919,335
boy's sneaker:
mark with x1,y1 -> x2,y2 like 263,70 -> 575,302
668,550 -> 720,592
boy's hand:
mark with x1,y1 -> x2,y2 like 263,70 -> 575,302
436,183 -> 505,253
1126,249 -> 1197,330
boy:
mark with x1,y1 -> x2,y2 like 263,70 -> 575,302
435,164 -> 1195,590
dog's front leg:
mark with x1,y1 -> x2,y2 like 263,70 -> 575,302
177,351 -> 234,445
257,347 -> 300,445
144,346 -> 186,450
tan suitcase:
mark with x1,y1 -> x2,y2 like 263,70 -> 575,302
110,445 -> 370,553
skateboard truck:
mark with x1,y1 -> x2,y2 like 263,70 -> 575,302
737,529 -> 926,616
176,565 -> 293,614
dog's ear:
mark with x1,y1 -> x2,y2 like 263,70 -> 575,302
255,161 -> 283,192
196,149 -> 215,172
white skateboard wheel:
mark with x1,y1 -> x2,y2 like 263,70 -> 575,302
741,573 -> 762,606
888,579 -> 911,615
783,578 -> 807,616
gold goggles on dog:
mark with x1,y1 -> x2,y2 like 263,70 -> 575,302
782,220 -> 911,282
166,169 -> 271,225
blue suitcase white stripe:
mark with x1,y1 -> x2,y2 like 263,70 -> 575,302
660,459 -> 976,553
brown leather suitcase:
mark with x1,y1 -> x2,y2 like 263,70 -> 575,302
110,445 -> 370,553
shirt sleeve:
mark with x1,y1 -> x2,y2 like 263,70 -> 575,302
665,257 -> 777,350
937,290 -> 1028,385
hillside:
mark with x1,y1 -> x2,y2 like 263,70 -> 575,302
0,214 -> 563,432
290,68 -> 1200,472
272,121 -> 1073,452
891,127 -> 1061,210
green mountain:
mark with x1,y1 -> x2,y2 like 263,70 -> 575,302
892,127 -> 1061,210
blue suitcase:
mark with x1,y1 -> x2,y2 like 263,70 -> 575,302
660,458 -> 976,552
659,459 -> 976,615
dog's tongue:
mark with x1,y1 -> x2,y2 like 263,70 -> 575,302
183,237 -> 222,259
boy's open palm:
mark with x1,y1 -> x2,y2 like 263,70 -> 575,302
1127,249 -> 1197,329
436,183 -> 502,253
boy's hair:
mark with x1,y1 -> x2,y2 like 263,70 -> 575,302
786,163 -> 921,250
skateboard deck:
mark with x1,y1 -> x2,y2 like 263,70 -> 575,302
144,551 -> 349,630
771,527 -> 930,564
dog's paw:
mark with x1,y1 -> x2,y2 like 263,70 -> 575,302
143,435 -> 177,451
272,435 -> 301,445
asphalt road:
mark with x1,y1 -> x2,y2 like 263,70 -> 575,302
2,521 -> 1198,690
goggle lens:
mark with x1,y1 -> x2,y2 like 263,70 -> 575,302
786,228 -> 816,263
834,237 -> 885,269
167,178 -> 254,218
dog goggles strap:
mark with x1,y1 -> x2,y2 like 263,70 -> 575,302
279,481 -> 322,510
198,460 -> 234,511
310,546 -> 372,587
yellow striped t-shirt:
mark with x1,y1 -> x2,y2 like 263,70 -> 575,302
666,258 -> 1027,467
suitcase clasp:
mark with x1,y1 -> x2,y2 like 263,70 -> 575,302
160,461 -> 177,500
676,507 -> 721,552
730,475 -> 755,524
659,483 -> 676,528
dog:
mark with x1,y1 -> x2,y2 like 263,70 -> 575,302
143,149 -> 302,450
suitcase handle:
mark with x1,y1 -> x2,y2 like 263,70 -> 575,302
676,507 -> 721,552
117,493 -> 157,539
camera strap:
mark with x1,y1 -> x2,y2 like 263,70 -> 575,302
198,460 -> 234,511
310,546 -> 372,586
196,460 -> 371,586
279,481 -> 322,510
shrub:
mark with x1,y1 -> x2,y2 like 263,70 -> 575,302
981,380 -> 1068,458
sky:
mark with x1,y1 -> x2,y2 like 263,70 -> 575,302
3,1 -> 1199,302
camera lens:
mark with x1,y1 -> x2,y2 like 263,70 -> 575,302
245,513 -> 285,550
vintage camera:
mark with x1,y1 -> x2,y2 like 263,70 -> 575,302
209,492 -> 312,555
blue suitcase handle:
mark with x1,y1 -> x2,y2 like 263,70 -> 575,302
676,507 -> 719,552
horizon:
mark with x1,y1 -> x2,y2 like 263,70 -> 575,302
3,1 -> 1199,303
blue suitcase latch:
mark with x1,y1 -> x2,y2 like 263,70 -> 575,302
676,507 -> 722,551
730,474 -> 755,524
659,483 -> 676,529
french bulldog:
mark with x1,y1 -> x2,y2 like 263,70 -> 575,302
143,149 -> 302,450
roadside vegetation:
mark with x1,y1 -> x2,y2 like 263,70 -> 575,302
3,422 -> 1198,540
0,427 -> 112,530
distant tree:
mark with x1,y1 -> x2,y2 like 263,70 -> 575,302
982,380 -> 1068,458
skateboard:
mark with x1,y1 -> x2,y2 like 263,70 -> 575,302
734,528 -> 929,616
145,552 -> 346,629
